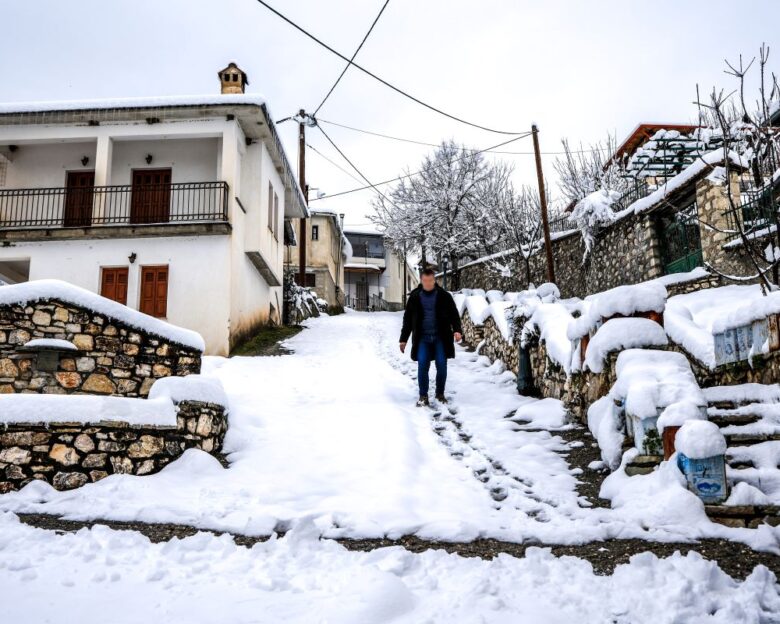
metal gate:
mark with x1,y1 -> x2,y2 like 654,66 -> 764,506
658,202 -> 703,274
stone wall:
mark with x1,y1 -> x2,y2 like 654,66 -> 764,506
455,212 -> 661,299
0,299 -> 201,397
480,316 -> 519,373
460,310 -> 484,347
0,399 -> 227,493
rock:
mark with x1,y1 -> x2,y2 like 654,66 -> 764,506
5,464 -> 25,480
9,329 -> 31,345
153,364 -> 172,378
55,372 -> 82,389
98,440 -> 125,452
72,334 -> 94,351
0,384 -> 14,394
59,358 -> 76,372
0,358 -> 19,378
49,444 -> 80,466
53,471 -> 88,490
82,453 -> 107,468
128,332 -> 142,344
76,357 -> 96,372
122,343 -> 140,356
0,447 -> 31,464
89,470 -> 109,482
32,310 -> 52,326
82,373 -> 116,395
136,459 -> 156,475
140,378 -> 156,396
0,431 -> 33,446
195,414 -> 213,437
53,307 -> 70,322
127,435 -> 164,458
110,456 -> 133,474
116,379 -> 139,394
73,434 -> 95,453
103,325 -> 118,336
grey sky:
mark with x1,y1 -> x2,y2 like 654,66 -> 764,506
1,0 -> 778,227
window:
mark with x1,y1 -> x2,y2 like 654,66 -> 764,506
295,273 -> 316,288
311,224 -> 319,241
140,265 -> 169,318
100,267 -> 129,305
273,192 -> 279,240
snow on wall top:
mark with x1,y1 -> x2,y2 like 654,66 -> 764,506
23,338 -> 77,351
0,279 -> 205,352
148,374 -> 228,408
0,93 -> 267,115
464,295 -> 489,324
0,393 -> 177,427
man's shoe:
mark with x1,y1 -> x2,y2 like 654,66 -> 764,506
416,396 -> 430,407
435,394 -> 448,404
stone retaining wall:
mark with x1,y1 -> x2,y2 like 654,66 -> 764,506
0,299 -> 201,397
479,316 -> 519,372
0,399 -> 227,493
460,310 -> 484,347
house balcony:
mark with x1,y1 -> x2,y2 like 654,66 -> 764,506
0,181 -> 230,241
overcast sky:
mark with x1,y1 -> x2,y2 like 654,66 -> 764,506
1,0 -> 778,227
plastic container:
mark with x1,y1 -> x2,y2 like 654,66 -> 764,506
677,452 -> 728,503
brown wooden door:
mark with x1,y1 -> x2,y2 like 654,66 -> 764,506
63,171 -> 95,227
131,168 -> 171,224
100,267 -> 129,305
140,265 -> 169,318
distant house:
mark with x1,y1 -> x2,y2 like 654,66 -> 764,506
343,228 -> 417,311
0,63 -> 307,355
284,207 -> 349,311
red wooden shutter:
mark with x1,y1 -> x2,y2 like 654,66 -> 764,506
140,265 -> 169,318
100,267 -> 129,305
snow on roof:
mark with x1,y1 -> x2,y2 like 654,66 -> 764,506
343,224 -> 382,235
0,93 -> 267,115
344,263 -> 381,271
22,338 -> 77,351
0,393 -> 176,427
583,317 -> 668,373
0,279 -> 205,352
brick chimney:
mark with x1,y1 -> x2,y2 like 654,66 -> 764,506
218,62 -> 248,94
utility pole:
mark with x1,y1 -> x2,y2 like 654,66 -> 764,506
532,124 -> 555,284
298,109 -> 308,288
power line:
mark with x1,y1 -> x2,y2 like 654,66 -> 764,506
313,0 -> 390,117
306,141 -> 365,185
317,117 -> 615,155
254,0 -> 527,135
309,131 -> 533,201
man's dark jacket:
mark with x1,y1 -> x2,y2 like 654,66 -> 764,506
400,285 -> 463,361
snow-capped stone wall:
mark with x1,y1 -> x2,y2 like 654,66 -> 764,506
0,297 -> 201,397
0,398 -> 227,493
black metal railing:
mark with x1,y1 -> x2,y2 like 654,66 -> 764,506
615,178 -> 653,210
724,189 -> 778,241
548,213 -> 577,233
0,181 -> 229,229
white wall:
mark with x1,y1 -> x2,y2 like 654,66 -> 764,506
0,236 -> 232,355
110,138 -> 219,185
3,141 -> 96,188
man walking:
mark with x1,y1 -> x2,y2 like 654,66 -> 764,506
399,268 -> 463,406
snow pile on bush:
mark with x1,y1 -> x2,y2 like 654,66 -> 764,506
570,188 -> 621,253
520,302 -> 575,373
486,289 -> 505,303
568,281 -> 667,341
0,279 -> 205,351
484,301 -> 514,342
451,292 -> 467,316
675,420 -> 727,459
665,285 -> 780,368
0,394 -> 177,427
582,317 -> 668,373
587,396 -> 625,470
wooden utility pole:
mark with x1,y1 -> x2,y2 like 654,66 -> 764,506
532,124 -> 555,284
298,109 -> 308,288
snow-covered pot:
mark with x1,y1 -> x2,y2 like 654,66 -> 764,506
675,421 -> 728,504
657,400 -> 708,460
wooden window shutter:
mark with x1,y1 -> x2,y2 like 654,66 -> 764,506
100,267 -> 129,305
268,182 -> 274,231
140,265 -> 169,318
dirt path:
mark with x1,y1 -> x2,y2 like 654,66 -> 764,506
17,513 -> 777,580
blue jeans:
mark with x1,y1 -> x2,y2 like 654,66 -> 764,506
417,335 -> 447,397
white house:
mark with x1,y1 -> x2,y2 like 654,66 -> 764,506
0,63 -> 307,356
343,227 -> 416,311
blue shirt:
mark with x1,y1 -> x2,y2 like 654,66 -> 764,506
420,288 -> 438,337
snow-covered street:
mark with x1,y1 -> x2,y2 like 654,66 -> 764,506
1,311 -> 780,622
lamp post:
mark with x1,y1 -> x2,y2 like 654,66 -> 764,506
442,256 -> 449,291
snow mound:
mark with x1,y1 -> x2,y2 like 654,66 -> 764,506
522,302 -> 575,373
22,338 -> 77,351
451,292 -> 466,316
657,400 -> 707,433
587,396 -> 625,470
614,350 -> 705,420
703,383 -> 780,405
0,279 -> 205,352
148,374 -> 228,408
675,420 -> 727,458
483,301 -> 514,342
486,290 -> 504,303
568,281 -> 667,340
583,318 -> 668,373
464,295 -> 489,324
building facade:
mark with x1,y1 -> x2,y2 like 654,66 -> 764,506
284,208 -> 348,311
0,65 -> 307,355
343,228 -> 416,311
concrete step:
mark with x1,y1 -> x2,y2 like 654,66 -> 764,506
708,413 -> 762,428
724,432 -> 780,446
704,503 -> 780,528
625,454 -> 662,476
